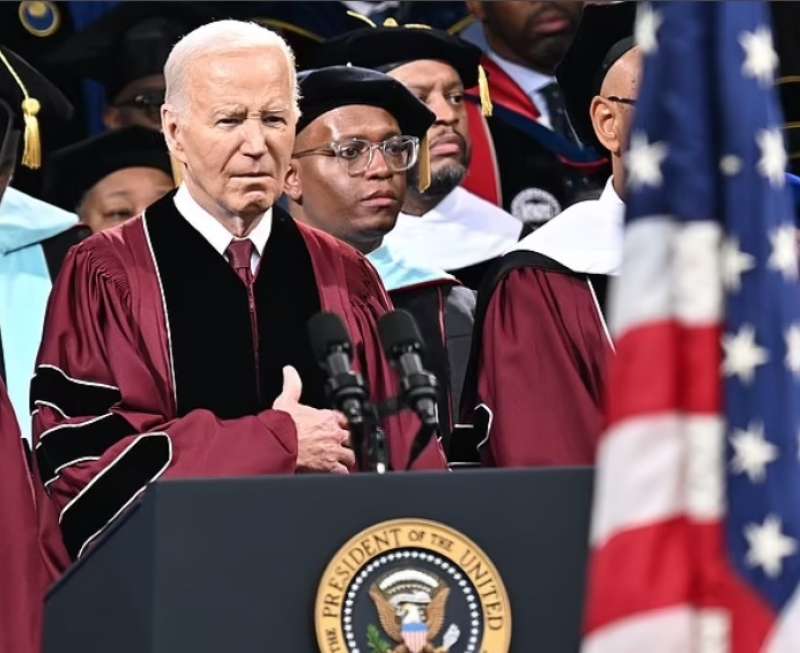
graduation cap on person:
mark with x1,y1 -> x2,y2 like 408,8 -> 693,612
43,2 -> 205,103
555,3 -> 637,152
0,45 -> 73,171
312,13 -> 493,117
296,65 -> 437,191
42,126 -> 172,212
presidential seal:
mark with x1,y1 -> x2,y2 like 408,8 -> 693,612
315,519 -> 511,653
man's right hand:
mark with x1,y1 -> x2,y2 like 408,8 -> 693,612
272,366 -> 356,474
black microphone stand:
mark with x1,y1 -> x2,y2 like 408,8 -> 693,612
324,367 -> 390,474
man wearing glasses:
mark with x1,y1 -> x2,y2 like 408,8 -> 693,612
316,22 -> 523,291
287,65 -> 476,457
460,16 -> 642,468
45,3 -> 202,132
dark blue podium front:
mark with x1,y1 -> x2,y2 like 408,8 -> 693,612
44,468 -> 593,652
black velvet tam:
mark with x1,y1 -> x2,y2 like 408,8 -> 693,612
297,65 -> 435,136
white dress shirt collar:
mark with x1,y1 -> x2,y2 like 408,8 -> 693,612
461,21 -> 556,127
173,184 -> 272,264
488,52 -> 555,99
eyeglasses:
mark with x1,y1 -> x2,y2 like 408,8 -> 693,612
293,135 -> 419,175
113,90 -> 165,121
604,96 -> 637,106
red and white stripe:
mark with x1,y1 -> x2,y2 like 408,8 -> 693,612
581,217 -> 776,653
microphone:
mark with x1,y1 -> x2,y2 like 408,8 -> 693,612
378,310 -> 440,468
307,312 -> 369,425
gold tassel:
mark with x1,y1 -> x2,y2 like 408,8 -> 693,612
346,10 -> 377,28
417,135 -> 431,192
478,64 -> 493,117
21,97 -> 41,169
0,48 -> 42,169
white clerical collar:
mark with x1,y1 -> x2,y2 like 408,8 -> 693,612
512,177 -> 625,276
173,184 -> 272,257
384,186 -> 523,271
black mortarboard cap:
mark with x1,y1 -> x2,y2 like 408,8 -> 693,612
0,46 -> 73,170
555,3 -> 637,152
313,16 -> 492,115
44,2 -> 206,102
297,65 -> 436,191
43,126 -> 172,211
297,65 -> 435,138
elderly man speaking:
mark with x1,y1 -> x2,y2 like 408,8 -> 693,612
31,20 -> 445,573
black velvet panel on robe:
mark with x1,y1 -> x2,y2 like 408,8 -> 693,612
389,284 -> 453,446
448,258 -> 496,292
145,195 -> 326,419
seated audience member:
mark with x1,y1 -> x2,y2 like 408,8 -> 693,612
32,20 -> 445,574
315,21 -> 522,290
0,46 -> 88,437
458,1 -> 618,228
461,10 -> 641,467
44,126 -> 174,232
45,2 -> 203,131
286,65 -> 475,453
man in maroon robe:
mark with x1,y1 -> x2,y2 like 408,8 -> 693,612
32,20 -> 445,573
286,65 -> 475,456
460,28 -> 642,467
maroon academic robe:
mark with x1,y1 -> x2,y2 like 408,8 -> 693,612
0,379 -> 49,653
32,194 -> 445,572
460,251 -> 613,467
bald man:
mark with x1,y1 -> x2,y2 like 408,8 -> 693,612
458,37 -> 642,468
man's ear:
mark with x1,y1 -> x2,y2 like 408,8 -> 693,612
465,0 -> 486,21
284,160 -> 303,202
590,96 -> 621,156
161,104 -> 188,166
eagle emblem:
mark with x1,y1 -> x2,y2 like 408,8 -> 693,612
368,569 -> 460,653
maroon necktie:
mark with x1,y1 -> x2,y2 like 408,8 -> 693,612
226,239 -> 255,287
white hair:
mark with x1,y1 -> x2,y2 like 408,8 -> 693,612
164,19 -> 299,114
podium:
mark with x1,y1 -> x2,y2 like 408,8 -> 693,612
44,468 -> 593,652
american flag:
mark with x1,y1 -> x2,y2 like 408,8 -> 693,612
582,3 -> 800,652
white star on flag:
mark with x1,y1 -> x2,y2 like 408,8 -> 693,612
635,4 -> 662,55
785,325 -> 800,376
722,324 -> 769,384
720,237 -> 755,291
739,26 -> 778,87
626,132 -> 668,190
745,514 -> 798,578
768,224 -> 799,280
730,421 -> 778,483
756,128 -> 787,188
720,155 -> 743,177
